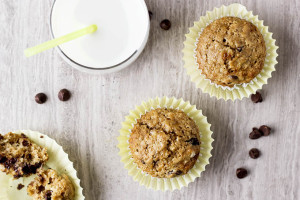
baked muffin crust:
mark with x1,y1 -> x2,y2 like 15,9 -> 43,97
196,16 -> 266,87
27,169 -> 75,200
0,132 -> 48,178
129,108 -> 200,178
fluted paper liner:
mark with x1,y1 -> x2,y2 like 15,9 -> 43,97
117,97 -> 213,191
182,3 -> 278,101
0,130 -> 84,200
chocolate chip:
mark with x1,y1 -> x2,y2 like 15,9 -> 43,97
236,168 -> 248,179
45,190 -> 52,200
141,160 -> 145,164
58,89 -> 71,101
0,134 -> 3,140
176,170 -> 182,175
237,47 -> 243,52
17,184 -> 24,190
249,128 -> 261,139
38,185 -> 45,193
251,92 -> 263,103
35,93 -> 47,104
259,125 -> 271,136
22,140 -> 29,146
230,75 -> 238,80
185,138 -> 200,145
160,19 -> 171,30
0,154 -> 7,163
249,148 -> 260,159
148,11 -> 153,20
4,158 -> 17,169
40,136 -> 44,138
223,38 -> 226,42
21,133 -> 27,138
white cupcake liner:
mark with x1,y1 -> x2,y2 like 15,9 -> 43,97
0,130 -> 84,200
117,97 -> 213,191
183,3 -> 278,100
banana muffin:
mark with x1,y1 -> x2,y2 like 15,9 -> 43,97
129,108 -> 200,178
27,169 -> 75,200
196,16 -> 266,87
0,132 -> 48,178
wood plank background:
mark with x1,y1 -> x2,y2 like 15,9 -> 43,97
0,0 -> 299,199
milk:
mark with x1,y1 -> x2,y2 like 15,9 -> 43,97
51,0 -> 149,69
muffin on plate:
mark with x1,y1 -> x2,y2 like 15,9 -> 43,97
129,108 -> 200,178
196,16 -> 266,87
27,169 -> 75,200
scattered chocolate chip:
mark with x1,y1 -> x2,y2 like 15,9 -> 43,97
249,148 -> 260,159
0,134 -> 3,140
185,138 -> 200,145
223,38 -> 226,42
58,89 -> 71,101
236,168 -> 248,179
21,133 -> 27,138
251,92 -> 263,103
35,93 -> 47,104
249,128 -> 261,139
176,170 -> 182,175
237,47 -> 243,52
148,11 -> 153,20
160,19 -> 171,30
17,184 -> 24,190
22,140 -> 29,146
259,125 -> 271,136
0,154 -> 7,163
40,135 -> 44,138
230,75 -> 238,80
48,177 -> 53,184
141,160 -> 145,164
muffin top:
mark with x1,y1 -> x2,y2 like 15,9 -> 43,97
196,16 -> 266,87
129,108 -> 200,178
27,169 -> 75,200
0,132 -> 48,178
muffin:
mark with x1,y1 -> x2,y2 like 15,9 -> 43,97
196,16 -> 266,87
27,169 -> 75,200
0,132 -> 48,178
129,108 -> 200,178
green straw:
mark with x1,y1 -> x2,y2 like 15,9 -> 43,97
24,24 -> 97,57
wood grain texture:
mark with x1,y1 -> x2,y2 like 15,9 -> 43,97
0,0 -> 299,199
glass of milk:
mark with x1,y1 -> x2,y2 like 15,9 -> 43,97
50,0 -> 150,74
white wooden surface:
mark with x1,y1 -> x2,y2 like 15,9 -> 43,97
0,0 -> 299,199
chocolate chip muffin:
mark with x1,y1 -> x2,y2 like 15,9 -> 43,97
129,108 -> 200,178
27,169 -> 75,200
0,132 -> 48,178
196,16 -> 266,87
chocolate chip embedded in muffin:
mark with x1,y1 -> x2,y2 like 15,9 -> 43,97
196,17 -> 266,87
259,125 -> 271,136
0,132 -> 48,178
129,108 -> 200,178
27,169 -> 75,200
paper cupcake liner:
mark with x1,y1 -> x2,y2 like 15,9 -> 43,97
182,3 -> 278,101
117,97 -> 213,191
0,130 -> 84,200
